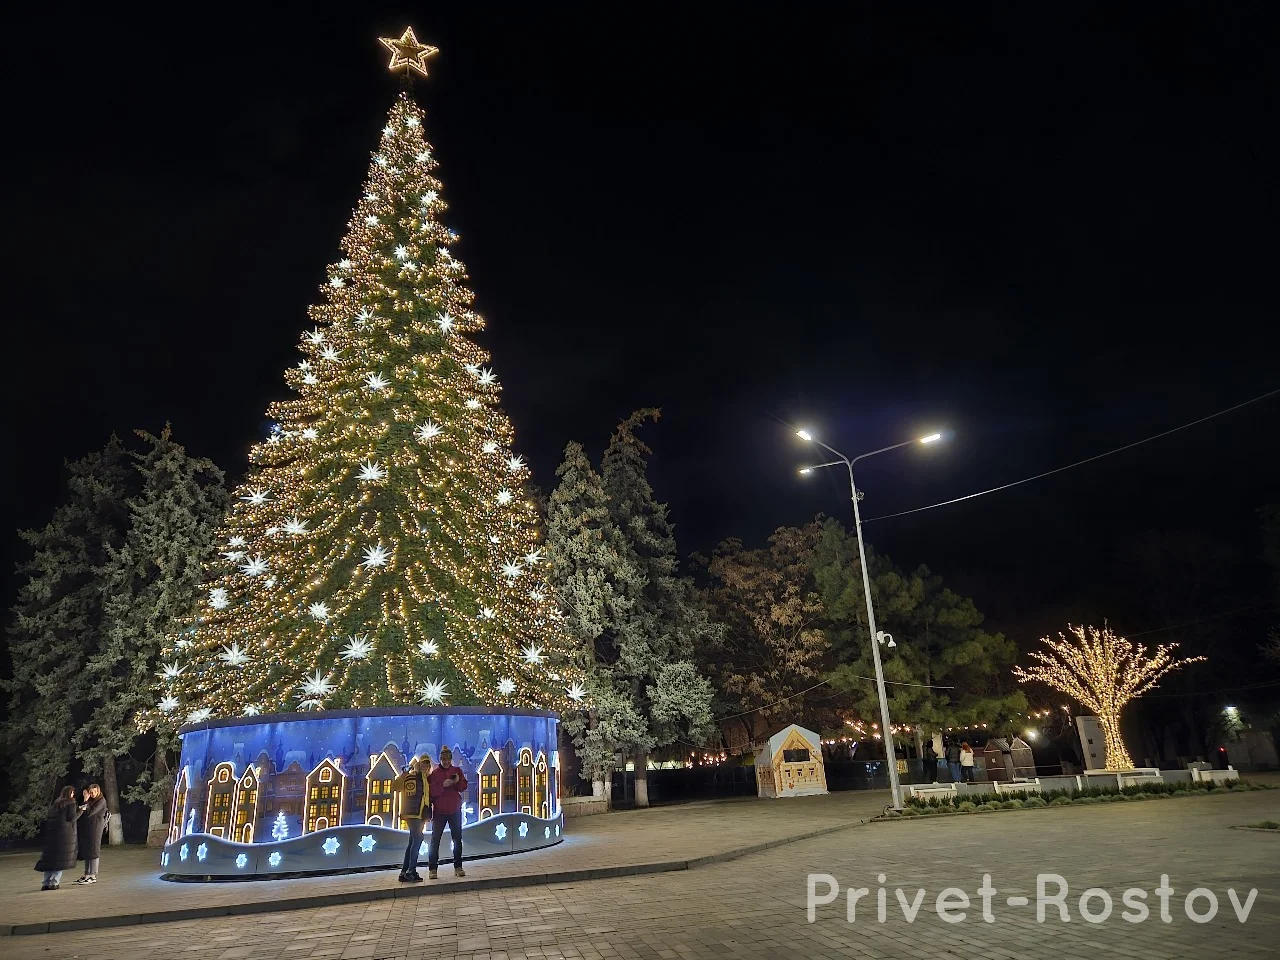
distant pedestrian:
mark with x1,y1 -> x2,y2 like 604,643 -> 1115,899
921,740 -> 939,783
960,741 -> 976,783
36,786 -> 81,890
427,746 -> 469,879
76,783 -> 108,884
395,756 -> 433,883
944,738 -> 962,783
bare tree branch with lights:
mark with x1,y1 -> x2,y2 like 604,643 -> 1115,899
1013,623 -> 1205,770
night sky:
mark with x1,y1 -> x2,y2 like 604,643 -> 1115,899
6,4 -> 1279,652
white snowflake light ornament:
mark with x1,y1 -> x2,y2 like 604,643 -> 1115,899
419,678 -> 448,704
341,635 -> 374,660
240,556 -> 269,577
219,643 -> 250,667
362,543 -> 391,569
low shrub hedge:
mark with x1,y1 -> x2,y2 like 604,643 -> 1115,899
891,774 -> 1263,819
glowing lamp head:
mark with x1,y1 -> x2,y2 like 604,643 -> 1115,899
798,467 -> 813,475
919,433 -> 942,444
796,429 -> 813,441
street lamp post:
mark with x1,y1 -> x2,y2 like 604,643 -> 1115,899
798,429 -> 943,811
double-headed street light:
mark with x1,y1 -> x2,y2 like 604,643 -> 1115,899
797,427 -> 945,810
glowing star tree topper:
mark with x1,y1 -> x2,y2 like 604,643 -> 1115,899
378,27 -> 438,78
1013,623 -> 1204,770
154,34 -> 581,721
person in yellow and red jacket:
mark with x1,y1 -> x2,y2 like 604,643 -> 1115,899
395,756 -> 433,882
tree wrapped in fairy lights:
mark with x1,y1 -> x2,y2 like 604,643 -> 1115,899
152,31 -> 582,723
1013,623 -> 1204,770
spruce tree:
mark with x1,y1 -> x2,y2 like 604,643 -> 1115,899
158,91 -> 579,720
76,427 -> 227,843
544,442 -> 647,800
599,410 -> 716,806
1,438 -> 132,838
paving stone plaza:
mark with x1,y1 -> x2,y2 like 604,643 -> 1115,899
1,782 -> 1277,959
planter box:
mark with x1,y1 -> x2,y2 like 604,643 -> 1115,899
994,779 -> 1041,796
1191,766 -> 1238,785
562,796 -> 608,818
905,783 -> 956,801
1037,775 -> 1082,793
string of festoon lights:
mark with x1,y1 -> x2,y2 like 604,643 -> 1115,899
146,34 -> 585,728
819,708 -> 1069,746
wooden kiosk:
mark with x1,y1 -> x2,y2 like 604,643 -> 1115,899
753,724 -> 828,798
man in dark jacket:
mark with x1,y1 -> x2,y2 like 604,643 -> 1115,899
37,786 -> 81,890
76,784 -> 108,884
944,738 -> 963,783
922,740 -> 939,783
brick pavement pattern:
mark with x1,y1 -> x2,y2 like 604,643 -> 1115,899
0,792 -> 887,933
3,787 -> 1279,959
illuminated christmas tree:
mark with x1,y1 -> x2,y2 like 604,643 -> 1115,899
1013,623 -> 1204,770
156,30 -> 580,722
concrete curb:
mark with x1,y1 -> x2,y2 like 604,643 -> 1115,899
2,817 -> 872,936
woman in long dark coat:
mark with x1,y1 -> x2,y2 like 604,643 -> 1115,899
36,785 -> 81,890
76,783 -> 108,883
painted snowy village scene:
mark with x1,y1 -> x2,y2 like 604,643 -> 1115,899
163,709 -> 562,876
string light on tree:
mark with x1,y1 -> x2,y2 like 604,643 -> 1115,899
148,30 -> 583,724
1013,623 -> 1204,770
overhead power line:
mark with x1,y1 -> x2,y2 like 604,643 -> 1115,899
1124,602 -> 1277,639
864,387 -> 1280,523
